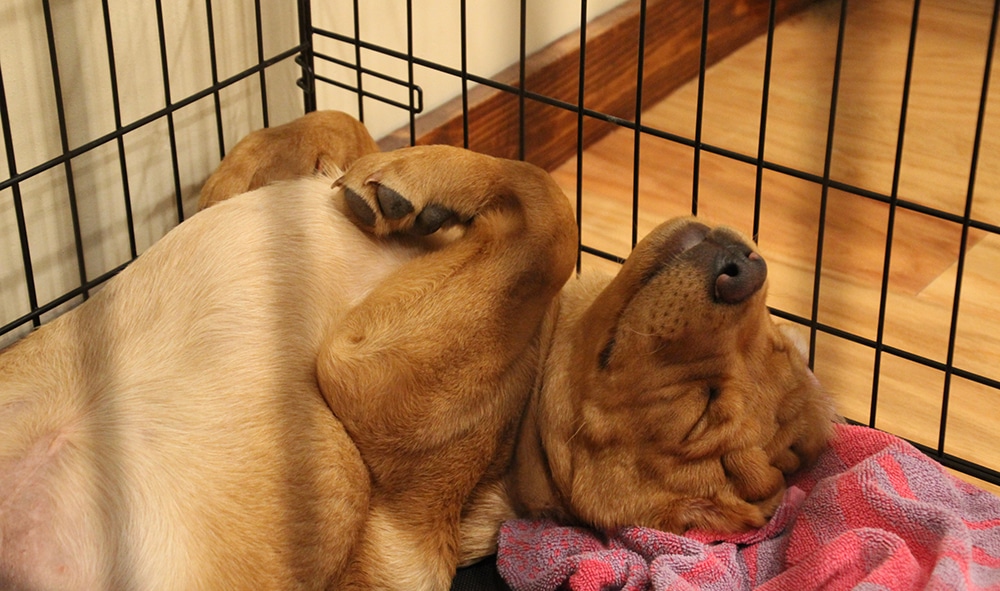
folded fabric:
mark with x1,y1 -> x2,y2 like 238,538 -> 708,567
497,424 -> 1000,590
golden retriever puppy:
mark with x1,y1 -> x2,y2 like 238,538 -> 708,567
0,141 -> 576,589
199,113 -> 836,565
0,110 -> 835,590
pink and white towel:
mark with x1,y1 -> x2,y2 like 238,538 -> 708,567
497,424 -> 1000,590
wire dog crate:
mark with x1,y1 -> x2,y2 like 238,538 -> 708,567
2,0 -> 999,498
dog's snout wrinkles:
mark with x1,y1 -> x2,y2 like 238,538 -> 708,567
713,245 -> 767,304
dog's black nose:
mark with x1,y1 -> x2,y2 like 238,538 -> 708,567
714,247 -> 767,304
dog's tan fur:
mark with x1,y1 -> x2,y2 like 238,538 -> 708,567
0,112 -> 835,590
197,110 -> 380,210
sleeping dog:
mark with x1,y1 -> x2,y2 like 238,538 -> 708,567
0,111 -> 835,590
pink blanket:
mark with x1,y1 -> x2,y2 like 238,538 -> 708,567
497,424 -> 1000,590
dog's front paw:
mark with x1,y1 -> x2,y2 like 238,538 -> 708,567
722,447 -> 785,503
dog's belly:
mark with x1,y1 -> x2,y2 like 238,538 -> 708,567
0,178 -> 422,590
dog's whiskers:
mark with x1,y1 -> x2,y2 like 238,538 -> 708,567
617,322 -> 670,356
566,420 -> 586,444
621,324 -> 657,338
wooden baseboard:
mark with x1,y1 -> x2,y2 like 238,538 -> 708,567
378,0 -> 818,171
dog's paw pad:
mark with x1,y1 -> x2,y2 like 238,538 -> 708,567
377,185 -> 415,220
413,204 -> 455,236
344,187 -> 377,227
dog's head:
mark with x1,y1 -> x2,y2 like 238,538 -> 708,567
520,217 -> 836,534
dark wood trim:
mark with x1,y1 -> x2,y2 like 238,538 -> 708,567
378,0 -> 818,171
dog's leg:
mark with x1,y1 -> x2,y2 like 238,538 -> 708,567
317,146 -> 577,590
198,111 -> 379,209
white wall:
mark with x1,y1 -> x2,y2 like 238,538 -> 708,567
0,0 -> 625,345
0,0 -> 301,345
310,0 -> 627,139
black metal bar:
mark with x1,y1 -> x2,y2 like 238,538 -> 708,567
580,244 -> 627,266
630,0 -> 648,249
153,0 -> 185,225
1,21 -> 305,338
204,0 -> 226,160
353,0 -> 364,120
691,0 -> 711,216
752,0 -> 779,243
101,0 -> 138,260
937,0 -> 1000,456
297,0 -> 316,112
41,0 -> 90,297
809,0 -> 849,374
311,73 -> 421,113
574,0 -> 589,273
870,0 -> 922,428
460,0 -> 470,148
519,0 -> 529,161
254,0 -> 270,127
406,0 -> 416,144
312,51 -> 422,106
0,58 -> 40,328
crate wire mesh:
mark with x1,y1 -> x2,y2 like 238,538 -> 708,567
2,0 -> 999,491
0,0 -> 307,343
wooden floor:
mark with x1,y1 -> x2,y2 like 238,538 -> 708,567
551,0 -> 1000,493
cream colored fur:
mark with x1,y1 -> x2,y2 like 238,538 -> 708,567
1,178 -> 411,589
